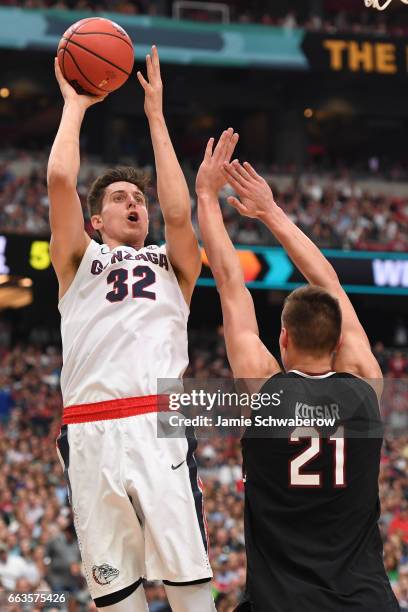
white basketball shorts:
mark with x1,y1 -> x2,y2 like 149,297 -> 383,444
55,395 -> 212,602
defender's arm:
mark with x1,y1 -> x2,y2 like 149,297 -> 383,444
222,161 -> 382,393
197,132 -> 280,381
137,47 -> 200,304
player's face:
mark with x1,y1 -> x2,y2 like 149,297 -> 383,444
93,181 -> 149,246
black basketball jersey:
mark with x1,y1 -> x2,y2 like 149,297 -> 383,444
238,371 -> 399,612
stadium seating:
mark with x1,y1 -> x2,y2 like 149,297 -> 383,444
0,155 -> 407,251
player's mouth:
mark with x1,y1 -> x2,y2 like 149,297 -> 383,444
127,212 -> 139,223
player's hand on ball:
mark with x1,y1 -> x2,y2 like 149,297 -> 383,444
137,45 -> 163,119
222,160 -> 277,219
54,58 -> 107,109
196,128 -> 239,196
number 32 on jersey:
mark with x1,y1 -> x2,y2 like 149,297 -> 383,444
106,265 -> 156,303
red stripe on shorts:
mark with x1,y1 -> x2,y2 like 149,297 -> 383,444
62,394 -> 169,424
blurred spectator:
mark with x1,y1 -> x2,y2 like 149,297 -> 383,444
395,319 -> 408,347
45,521 -> 81,592
389,502 -> 408,545
0,542 -> 38,590
0,374 -> 13,423
388,352 -> 408,378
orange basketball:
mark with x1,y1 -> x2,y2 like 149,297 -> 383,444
57,17 -> 134,96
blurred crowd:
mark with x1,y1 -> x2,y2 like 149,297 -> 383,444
217,176 -> 408,251
1,0 -> 408,37
1,155 -> 407,251
0,320 -> 407,611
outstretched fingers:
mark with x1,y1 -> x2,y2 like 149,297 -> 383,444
146,53 -> 153,82
144,46 -> 161,86
223,161 -> 251,194
243,161 -> 263,182
226,132 -> 239,163
151,45 -> 161,75
136,70 -> 149,90
212,128 -> 234,163
204,137 -> 215,160
222,165 -> 249,196
230,160 -> 254,183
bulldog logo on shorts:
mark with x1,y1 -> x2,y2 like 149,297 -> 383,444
92,563 -> 120,585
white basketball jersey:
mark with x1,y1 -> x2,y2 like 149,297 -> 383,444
59,239 -> 189,407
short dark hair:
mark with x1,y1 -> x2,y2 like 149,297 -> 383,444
87,166 -> 150,218
282,285 -> 342,355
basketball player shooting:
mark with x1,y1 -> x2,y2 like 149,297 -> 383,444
196,129 -> 399,612
48,47 -> 216,612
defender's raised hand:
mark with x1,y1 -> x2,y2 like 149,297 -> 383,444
222,160 -> 278,219
54,58 -> 107,109
137,45 -> 163,119
196,128 -> 239,197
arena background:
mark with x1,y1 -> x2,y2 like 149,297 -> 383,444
0,0 -> 407,610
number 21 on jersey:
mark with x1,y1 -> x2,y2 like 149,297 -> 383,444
289,426 -> 346,488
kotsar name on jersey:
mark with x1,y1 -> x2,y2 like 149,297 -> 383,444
295,401 -> 340,420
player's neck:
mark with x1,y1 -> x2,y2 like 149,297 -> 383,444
103,237 -> 145,251
287,355 -> 334,375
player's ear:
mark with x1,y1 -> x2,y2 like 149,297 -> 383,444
280,327 -> 288,350
91,214 -> 103,231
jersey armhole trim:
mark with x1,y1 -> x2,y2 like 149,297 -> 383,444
161,242 -> 190,318
58,239 -> 98,312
